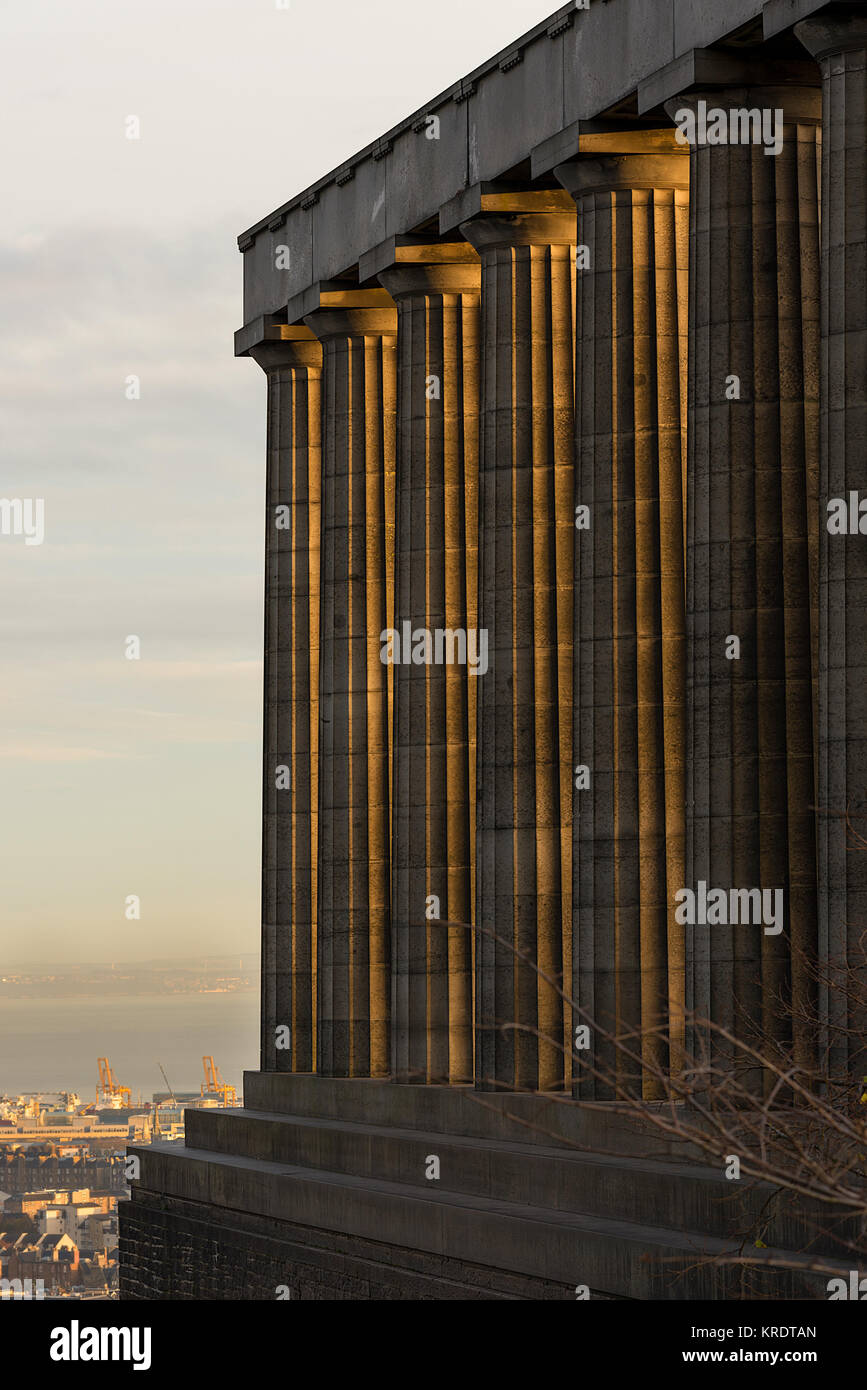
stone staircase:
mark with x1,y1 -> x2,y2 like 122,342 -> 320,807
120,1075 -> 858,1300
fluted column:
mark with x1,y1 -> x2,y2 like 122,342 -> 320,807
304,291 -> 397,1078
376,249 -> 481,1084
251,329 -> 322,1074
461,201 -> 576,1092
796,9 -> 867,1076
666,88 -> 822,1082
555,153 -> 690,1099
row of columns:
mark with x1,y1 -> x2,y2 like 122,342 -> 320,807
254,11 -> 866,1093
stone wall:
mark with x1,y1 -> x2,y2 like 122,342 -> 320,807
120,1192 -> 579,1301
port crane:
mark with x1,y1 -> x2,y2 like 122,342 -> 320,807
200,1056 -> 237,1108
153,1062 -> 177,1139
158,1062 -> 175,1103
96,1057 -> 131,1108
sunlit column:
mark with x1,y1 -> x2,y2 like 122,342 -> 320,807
250,328 -> 322,1074
377,248 -> 481,1084
304,291 -> 397,1078
461,199 -> 576,1093
555,151 -> 690,1099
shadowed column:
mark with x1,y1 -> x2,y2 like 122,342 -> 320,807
666,88 -> 822,1084
250,328 -> 322,1074
556,152 -> 690,1100
376,247 -> 481,1085
305,291 -> 397,1078
796,9 -> 867,1077
461,200 -> 576,1093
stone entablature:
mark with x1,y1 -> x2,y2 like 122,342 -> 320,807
235,0 -> 834,329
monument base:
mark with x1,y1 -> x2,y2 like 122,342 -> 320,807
119,1074 -> 849,1300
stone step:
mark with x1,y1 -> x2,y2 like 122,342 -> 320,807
183,1105 -> 856,1258
241,1072 -> 706,1157
128,1139 -> 852,1300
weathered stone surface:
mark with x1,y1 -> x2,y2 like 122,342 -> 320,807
556,151 -> 690,1100
378,250 -> 481,1085
668,87 -> 822,1081
120,1191 -> 583,1301
237,0 -> 834,327
304,291 -> 397,1078
246,329 -> 322,1073
796,7 -> 867,1077
460,203 -> 576,1095
119,1082 -> 855,1300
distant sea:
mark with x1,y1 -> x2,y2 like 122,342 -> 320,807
0,992 -> 259,1100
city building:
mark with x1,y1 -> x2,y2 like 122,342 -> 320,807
0,1232 -> 79,1296
38,1193 -> 116,1252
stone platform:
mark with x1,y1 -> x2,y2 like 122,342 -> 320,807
119,1075 -> 854,1300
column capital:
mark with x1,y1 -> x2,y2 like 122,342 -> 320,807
459,210 -> 576,254
554,152 -> 689,199
247,326 -> 322,374
439,182 -> 575,236
795,9 -> 867,61
359,236 -> 479,286
372,244 -> 480,301
638,48 -> 818,116
532,122 -> 684,179
235,320 -> 322,373
663,86 -> 822,134
303,288 -> 397,341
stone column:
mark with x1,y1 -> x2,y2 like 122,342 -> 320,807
555,152 -> 690,1100
665,88 -> 822,1082
375,247 -> 481,1085
250,328 -> 322,1074
304,291 -> 398,1078
796,9 -> 867,1076
461,199 -> 576,1093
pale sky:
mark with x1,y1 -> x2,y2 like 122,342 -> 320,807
0,0 -> 560,964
